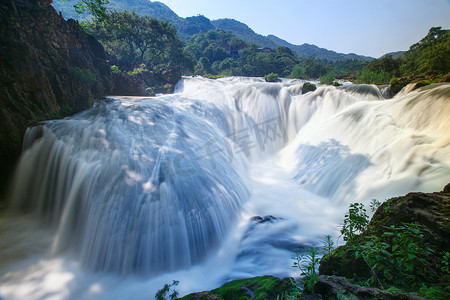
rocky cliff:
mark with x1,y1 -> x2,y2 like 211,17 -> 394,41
0,0 -> 112,198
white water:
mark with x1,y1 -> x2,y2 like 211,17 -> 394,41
1,78 -> 449,299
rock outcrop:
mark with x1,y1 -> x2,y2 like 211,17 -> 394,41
0,0 -> 112,198
320,185 -> 450,279
314,275 -> 428,300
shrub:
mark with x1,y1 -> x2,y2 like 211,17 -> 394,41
340,203 -> 368,241
355,69 -> 392,85
354,223 -> 436,290
264,72 -> 279,82
127,64 -> 149,76
320,72 -> 335,85
155,280 -> 179,300
111,65 -> 121,74
290,65 -> 306,79
292,248 -> 320,294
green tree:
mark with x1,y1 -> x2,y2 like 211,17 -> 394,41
290,64 -> 306,79
301,57 -> 330,79
82,11 -> 192,73
401,27 -> 450,75
65,0 -> 109,21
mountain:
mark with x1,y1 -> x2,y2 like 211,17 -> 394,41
380,51 -> 406,59
211,19 -> 279,49
52,0 -> 373,61
211,18 -> 372,61
266,34 -> 373,61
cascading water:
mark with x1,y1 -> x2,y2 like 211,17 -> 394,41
1,77 -> 449,299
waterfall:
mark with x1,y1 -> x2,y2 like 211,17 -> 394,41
1,78 -> 449,299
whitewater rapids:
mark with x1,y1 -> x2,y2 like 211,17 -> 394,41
1,77 -> 449,299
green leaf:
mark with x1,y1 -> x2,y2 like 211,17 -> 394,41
384,270 -> 393,281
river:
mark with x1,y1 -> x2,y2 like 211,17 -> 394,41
1,77 -> 449,299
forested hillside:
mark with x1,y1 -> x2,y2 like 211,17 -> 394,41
52,0 -> 372,61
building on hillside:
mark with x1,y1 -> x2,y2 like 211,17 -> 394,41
224,43 -> 246,57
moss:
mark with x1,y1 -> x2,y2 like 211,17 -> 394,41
264,73 -> 279,82
302,82 -> 317,94
202,74 -> 228,80
181,276 -> 296,300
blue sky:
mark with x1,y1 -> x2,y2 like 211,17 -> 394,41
158,0 -> 450,58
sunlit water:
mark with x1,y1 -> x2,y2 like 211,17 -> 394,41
1,77 -> 449,299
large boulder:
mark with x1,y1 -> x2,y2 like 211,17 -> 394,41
319,184 -> 450,291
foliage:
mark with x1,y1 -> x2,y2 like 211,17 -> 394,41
356,27 -> 449,85
110,65 -> 121,74
155,280 -> 179,300
340,203 -> 368,241
354,69 -> 392,85
319,72 -> 335,85
82,11 -> 193,73
264,72 -> 279,82
442,252 -> 450,274
401,27 -> 450,75
353,223 -> 436,291
292,248 -> 320,294
127,64 -> 148,76
63,0 -> 109,21
322,235 -> 335,255
183,30 -> 301,77
365,55 -> 400,77
187,276 -> 297,300
290,64 -> 306,79
301,57 -> 330,79
369,199 -> 381,213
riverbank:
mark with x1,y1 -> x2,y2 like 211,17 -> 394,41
180,183 -> 450,299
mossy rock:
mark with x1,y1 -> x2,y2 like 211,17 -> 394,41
319,239 -> 371,281
302,82 -> 317,94
264,73 -> 279,82
319,184 -> 450,294
181,276 -> 297,300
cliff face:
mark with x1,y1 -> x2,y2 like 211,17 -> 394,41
0,0 -> 112,197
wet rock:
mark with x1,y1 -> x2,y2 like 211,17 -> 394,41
250,215 -> 281,224
314,275 -> 428,300
302,82 -> 317,94
319,183 -> 450,284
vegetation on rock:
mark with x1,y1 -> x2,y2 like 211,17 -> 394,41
320,185 -> 450,299
355,27 -> 450,90
180,276 -> 297,300
302,82 -> 317,94
264,72 -> 279,82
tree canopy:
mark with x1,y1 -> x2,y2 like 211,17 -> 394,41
65,0 -> 109,21
82,10 -> 193,73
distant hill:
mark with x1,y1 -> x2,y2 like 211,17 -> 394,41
266,34 -> 373,61
52,0 -> 373,61
380,51 -> 406,59
210,19 -> 372,61
211,19 -> 279,49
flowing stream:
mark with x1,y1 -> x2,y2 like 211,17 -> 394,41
1,77 -> 449,299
